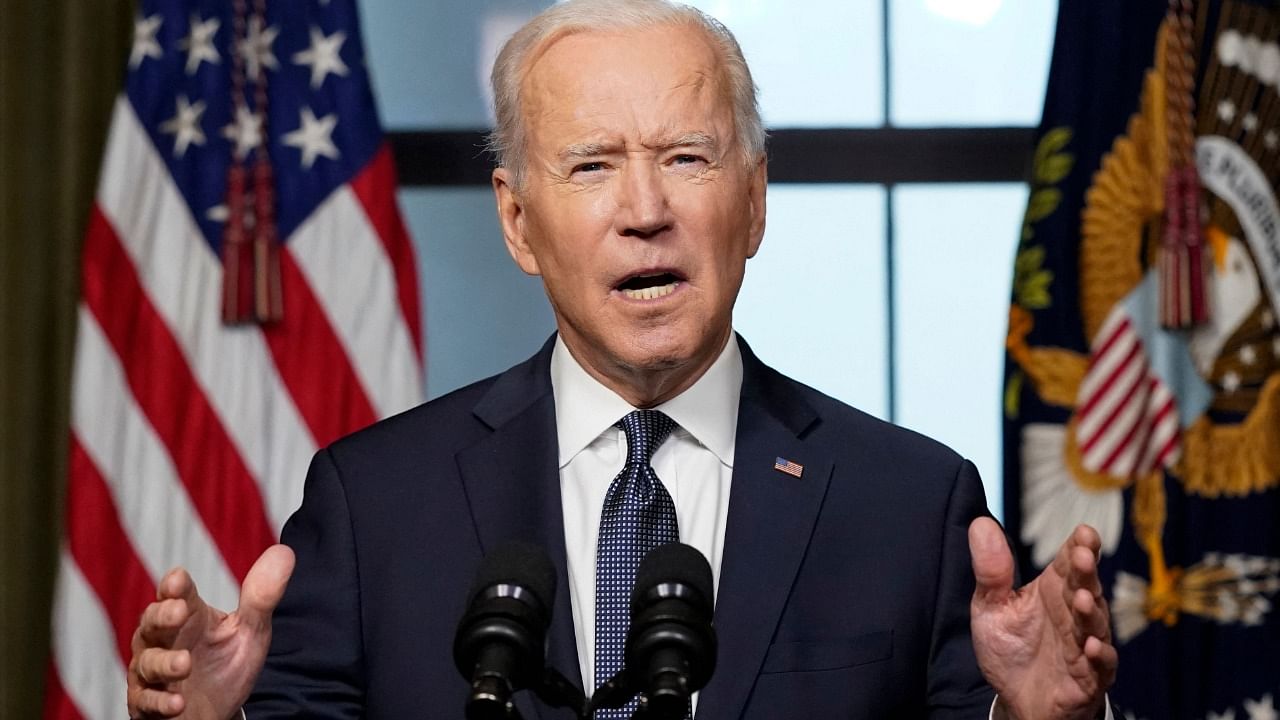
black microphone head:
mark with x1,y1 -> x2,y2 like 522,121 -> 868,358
626,542 -> 717,713
631,542 -> 713,617
454,540 -> 556,701
466,540 -> 557,612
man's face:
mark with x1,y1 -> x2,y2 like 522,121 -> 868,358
493,21 -> 766,404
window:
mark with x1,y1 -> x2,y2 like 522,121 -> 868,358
363,0 -> 1061,517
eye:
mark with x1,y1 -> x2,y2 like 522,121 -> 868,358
572,161 -> 606,174
667,153 -> 710,172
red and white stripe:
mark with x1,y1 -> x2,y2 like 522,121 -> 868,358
1074,310 -> 1180,480
44,97 -> 422,720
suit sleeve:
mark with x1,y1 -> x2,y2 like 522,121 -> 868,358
246,448 -> 365,718
927,458 -> 998,717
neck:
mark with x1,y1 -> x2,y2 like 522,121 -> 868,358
560,330 -> 731,409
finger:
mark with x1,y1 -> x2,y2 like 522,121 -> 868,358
1064,542 -> 1105,609
1072,524 -> 1102,574
1073,523 -> 1103,555
1059,532 -> 1111,627
1048,524 -> 1101,591
134,647 -> 192,686
1084,634 -> 1119,689
1071,587 -> 1111,646
1064,540 -> 1095,591
156,566 -> 196,603
137,598 -> 193,648
238,544 -> 296,629
968,517 -> 1015,607
157,566 -> 212,622
128,685 -> 187,718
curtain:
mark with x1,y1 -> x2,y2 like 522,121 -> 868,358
0,1 -> 133,715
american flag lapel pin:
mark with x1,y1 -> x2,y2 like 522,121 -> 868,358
773,456 -> 804,478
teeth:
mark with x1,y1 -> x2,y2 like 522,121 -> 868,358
622,282 -> 678,300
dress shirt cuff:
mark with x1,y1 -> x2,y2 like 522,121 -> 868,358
989,695 -> 1115,720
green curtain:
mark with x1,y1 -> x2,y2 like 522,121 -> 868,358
0,1 -> 132,716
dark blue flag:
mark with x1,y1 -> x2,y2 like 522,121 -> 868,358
1004,2 -> 1280,718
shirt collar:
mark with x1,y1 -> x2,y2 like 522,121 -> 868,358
550,333 -> 742,469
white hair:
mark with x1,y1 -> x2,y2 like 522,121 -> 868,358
487,0 -> 766,188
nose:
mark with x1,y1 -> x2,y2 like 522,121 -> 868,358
613,158 -> 671,239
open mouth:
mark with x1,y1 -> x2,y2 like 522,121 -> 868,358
616,272 -> 683,300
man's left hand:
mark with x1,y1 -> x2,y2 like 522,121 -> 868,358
968,517 -> 1118,720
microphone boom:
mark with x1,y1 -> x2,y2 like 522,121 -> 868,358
454,542 -> 557,720
626,543 -> 717,720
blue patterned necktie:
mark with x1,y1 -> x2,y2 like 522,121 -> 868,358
594,409 -> 680,719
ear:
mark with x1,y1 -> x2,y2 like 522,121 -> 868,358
493,167 -> 542,276
745,156 -> 767,258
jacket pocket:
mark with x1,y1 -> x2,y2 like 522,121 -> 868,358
759,629 -> 893,674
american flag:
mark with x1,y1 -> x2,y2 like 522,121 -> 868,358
44,2 -> 423,718
1074,309 -> 1180,480
774,457 -> 804,478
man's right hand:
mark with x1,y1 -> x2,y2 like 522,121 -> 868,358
127,544 -> 295,719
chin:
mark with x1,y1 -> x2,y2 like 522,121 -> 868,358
613,343 -> 690,374
614,326 -> 712,373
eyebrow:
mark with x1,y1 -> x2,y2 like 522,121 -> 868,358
559,142 -> 613,162
653,132 -> 718,153
558,132 -> 721,162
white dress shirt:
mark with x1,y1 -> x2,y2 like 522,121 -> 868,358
550,334 -> 740,700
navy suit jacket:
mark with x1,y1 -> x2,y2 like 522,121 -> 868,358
247,336 -> 996,718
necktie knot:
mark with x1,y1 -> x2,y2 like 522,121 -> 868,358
615,409 -> 676,468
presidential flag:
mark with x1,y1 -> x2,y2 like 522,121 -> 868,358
45,2 -> 423,717
1003,1 -> 1280,718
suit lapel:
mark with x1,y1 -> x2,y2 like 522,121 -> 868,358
696,339 -> 833,720
451,336 -> 831,720
454,338 -> 584,720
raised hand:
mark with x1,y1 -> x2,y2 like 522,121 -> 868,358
968,518 -> 1117,720
127,545 -> 295,719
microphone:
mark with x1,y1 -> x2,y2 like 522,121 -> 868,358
454,541 -> 557,720
618,542 -> 717,719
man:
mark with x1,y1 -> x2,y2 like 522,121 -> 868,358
127,1 -> 1117,718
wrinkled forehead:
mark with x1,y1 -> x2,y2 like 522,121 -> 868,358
518,22 -> 735,140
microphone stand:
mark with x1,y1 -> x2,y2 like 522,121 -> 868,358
533,667 -> 594,720
586,670 -> 688,720
585,671 -> 634,717
467,666 -> 590,720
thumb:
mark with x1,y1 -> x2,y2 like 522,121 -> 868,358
237,544 -> 295,629
968,517 -> 1015,608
